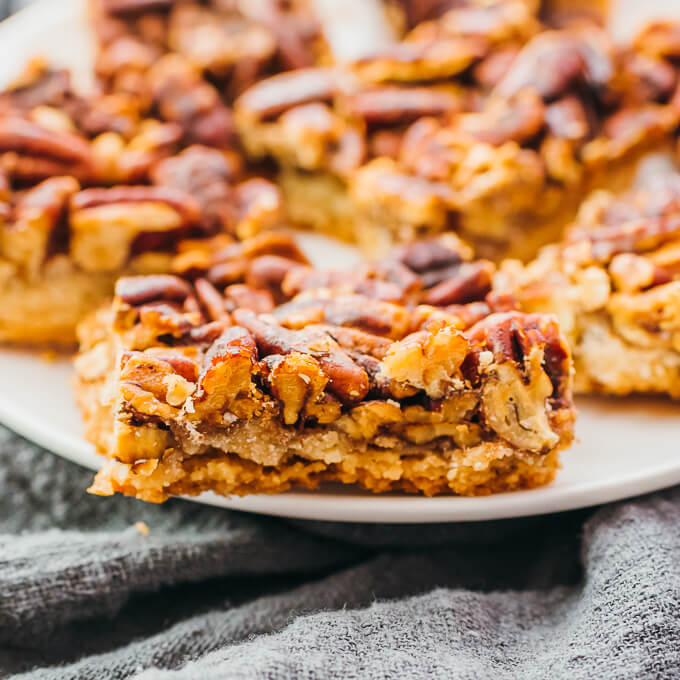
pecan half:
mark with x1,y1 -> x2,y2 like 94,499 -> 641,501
571,215 -> 680,264
273,294 -> 413,339
239,231 -> 309,264
224,284 -> 275,314
343,85 -> 461,125
151,144 -> 243,234
233,310 -> 369,403
246,255 -> 301,301
423,261 -> 495,306
458,89 -> 545,146
495,29 -> 612,101
392,233 -> 471,274
265,352 -> 333,425
352,37 -> 489,83
192,325 -> 259,419
235,68 -> 344,122
438,3 -> 537,42
71,186 -> 201,225
119,350 -> 195,409
116,274 -> 193,306
194,278 -> 229,321
323,325 -> 393,360
101,0 -> 174,15
380,322 -> 470,399
0,115 -> 95,181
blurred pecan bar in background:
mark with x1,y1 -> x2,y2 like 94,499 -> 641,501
0,63 -> 282,345
350,18 -> 680,261
234,0 -> 544,246
90,0 -> 326,106
496,169 -> 680,398
76,234 -> 574,501
236,10 -> 680,261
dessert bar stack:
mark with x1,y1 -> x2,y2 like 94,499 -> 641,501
2,0 -> 680,501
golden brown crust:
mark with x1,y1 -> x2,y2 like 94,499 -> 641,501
89,437 -> 564,502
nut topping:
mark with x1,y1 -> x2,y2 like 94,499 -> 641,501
192,326 -> 259,419
423,261 -> 494,306
235,68 -> 344,122
116,274 -> 193,306
343,85 -> 461,125
233,309 -> 370,403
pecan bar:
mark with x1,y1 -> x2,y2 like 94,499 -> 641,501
497,173 -> 680,398
235,12 -> 680,261
76,235 -> 574,501
91,0 -> 325,107
350,19 -> 680,260
0,64 -> 282,346
233,0 -> 543,245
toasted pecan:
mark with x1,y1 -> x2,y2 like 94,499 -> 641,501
233,309 -> 370,403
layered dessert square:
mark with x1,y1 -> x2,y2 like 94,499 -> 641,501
0,63 -> 282,345
235,11 -> 680,260
76,234 -> 575,501
234,0 -> 544,250
497,170 -> 680,398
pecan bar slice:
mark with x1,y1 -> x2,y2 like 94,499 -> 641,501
76,235 -> 574,501
0,64 -> 282,346
235,13 -> 680,261
497,174 -> 680,398
233,1 -> 542,246
349,21 -> 680,260
91,0 -> 326,107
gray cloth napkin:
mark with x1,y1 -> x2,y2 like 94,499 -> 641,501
1,424 -> 679,679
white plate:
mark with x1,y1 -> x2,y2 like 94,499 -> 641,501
1,0 -> 680,523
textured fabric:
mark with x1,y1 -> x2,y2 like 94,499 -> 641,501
1,423 -> 679,679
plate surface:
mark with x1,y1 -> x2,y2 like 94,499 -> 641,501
1,0 -> 680,523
